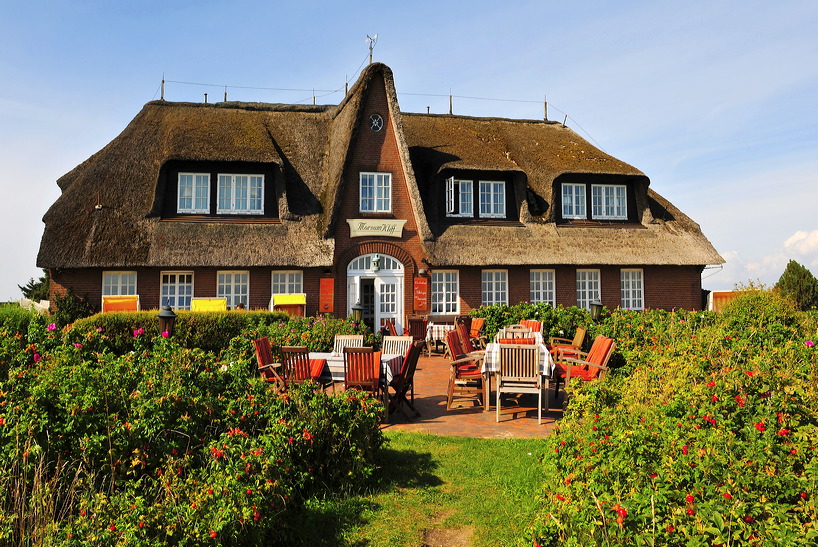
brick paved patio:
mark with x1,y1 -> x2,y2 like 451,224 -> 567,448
380,353 -> 563,439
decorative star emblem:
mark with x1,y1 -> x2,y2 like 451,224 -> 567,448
369,113 -> 384,132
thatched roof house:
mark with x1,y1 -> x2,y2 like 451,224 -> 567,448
38,62 -> 723,322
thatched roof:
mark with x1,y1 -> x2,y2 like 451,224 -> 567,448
38,62 -> 723,270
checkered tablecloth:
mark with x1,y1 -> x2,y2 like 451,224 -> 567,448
312,352 -> 403,383
426,323 -> 456,343
492,331 -> 544,345
481,342 -> 554,377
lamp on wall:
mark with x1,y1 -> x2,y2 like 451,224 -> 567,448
418,268 -> 427,276
372,253 -> 381,272
158,305 -> 178,336
589,299 -> 604,323
351,300 -> 364,323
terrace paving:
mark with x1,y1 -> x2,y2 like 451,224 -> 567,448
379,352 -> 563,439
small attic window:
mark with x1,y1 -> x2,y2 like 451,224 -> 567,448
178,173 -> 210,214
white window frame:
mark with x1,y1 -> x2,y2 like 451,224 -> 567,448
359,172 -> 392,213
431,270 -> 459,314
217,270 -> 250,310
177,173 -> 210,214
481,270 -> 508,306
530,269 -> 555,306
478,181 -> 505,218
576,269 -> 600,310
621,269 -> 644,310
561,183 -> 587,219
271,271 -> 303,295
161,271 -> 194,311
592,184 -> 627,220
217,174 -> 264,215
445,177 -> 474,218
102,271 -> 137,296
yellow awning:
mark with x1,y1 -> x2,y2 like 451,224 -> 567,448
273,293 -> 306,306
102,295 -> 140,312
190,298 -> 228,312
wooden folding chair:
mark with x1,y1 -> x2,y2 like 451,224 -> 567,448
254,337 -> 284,390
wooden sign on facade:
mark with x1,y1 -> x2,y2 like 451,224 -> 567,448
413,277 -> 428,311
319,278 -> 334,313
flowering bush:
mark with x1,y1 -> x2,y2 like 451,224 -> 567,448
0,319 -> 383,545
532,288 -> 818,545
469,302 -> 592,344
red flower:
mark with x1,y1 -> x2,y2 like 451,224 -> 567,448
723,492 -> 733,500
555,494 -> 565,501
755,421 -> 766,433
666,525 -> 675,533
682,445 -> 688,455
209,531 -> 218,538
617,507 -> 627,518
778,429 -> 790,436
744,516 -> 754,523
687,508 -> 695,516
685,494 -> 695,503
109,525 -> 116,531
707,381 -> 715,388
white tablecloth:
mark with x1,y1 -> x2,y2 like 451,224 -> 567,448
311,352 -> 403,383
481,342 -> 554,377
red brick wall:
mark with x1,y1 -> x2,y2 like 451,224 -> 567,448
331,70 -> 427,316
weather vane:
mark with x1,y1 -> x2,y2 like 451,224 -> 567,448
366,34 -> 378,64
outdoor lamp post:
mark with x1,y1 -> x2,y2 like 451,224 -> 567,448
158,305 -> 178,336
590,299 -> 604,323
372,253 -> 381,272
351,300 -> 364,323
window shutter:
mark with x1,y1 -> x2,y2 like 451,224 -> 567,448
446,177 -> 455,214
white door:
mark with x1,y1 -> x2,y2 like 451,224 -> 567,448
347,253 -> 405,332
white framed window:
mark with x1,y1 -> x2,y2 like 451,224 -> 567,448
481,270 -> 508,306
592,184 -> 627,220
272,271 -> 303,295
177,173 -> 210,213
621,269 -> 644,310
530,269 -> 555,305
161,272 -> 193,310
359,172 -> 392,212
102,271 -> 137,296
478,181 -> 505,218
445,177 -> 474,217
217,271 -> 249,310
431,270 -> 459,314
217,174 -> 264,214
561,183 -> 586,219
576,269 -> 600,310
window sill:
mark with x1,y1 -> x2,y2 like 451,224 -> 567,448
161,215 -> 281,224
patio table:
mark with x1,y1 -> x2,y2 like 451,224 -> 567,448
426,322 -> 456,354
492,331 -> 544,345
310,351 -> 403,383
480,342 -> 554,411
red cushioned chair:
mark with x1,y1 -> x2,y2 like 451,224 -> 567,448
280,346 -> 332,392
553,334 -> 615,401
520,319 -> 542,333
445,329 -> 485,411
548,326 -> 587,360
469,317 -> 487,349
254,337 -> 284,390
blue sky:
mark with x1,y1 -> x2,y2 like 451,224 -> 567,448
2,0 -> 817,300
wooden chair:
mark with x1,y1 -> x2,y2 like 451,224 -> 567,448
333,334 -> 364,355
498,325 -> 532,339
469,317 -> 487,349
553,335 -> 616,400
253,337 -> 284,389
549,326 -> 587,360
455,323 -> 485,358
381,335 -> 413,357
386,340 -> 425,419
406,316 -> 431,357
445,329 -> 485,411
520,319 -> 542,333
496,344 -> 547,425
280,346 -> 332,391
343,346 -> 382,397
456,315 -> 472,333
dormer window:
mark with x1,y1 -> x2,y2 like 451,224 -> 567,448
217,174 -> 264,215
177,173 -> 211,214
560,181 -> 629,221
446,177 -> 507,219
360,172 -> 392,213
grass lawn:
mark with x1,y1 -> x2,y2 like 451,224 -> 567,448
286,431 -> 549,546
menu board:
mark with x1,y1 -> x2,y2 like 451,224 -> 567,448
413,277 -> 428,311
319,278 -> 334,313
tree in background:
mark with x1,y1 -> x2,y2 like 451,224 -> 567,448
18,269 -> 50,301
775,259 -> 818,311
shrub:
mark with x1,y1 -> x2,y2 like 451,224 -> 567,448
531,291 -> 818,546
776,260 -> 818,311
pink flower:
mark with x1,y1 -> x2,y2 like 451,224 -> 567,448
806,340 -> 815,348
133,328 -> 144,337
96,327 -> 103,332
74,343 -> 83,349
33,353 -> 41,363
47,323 -> 56,331
161,331 -> 169,338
